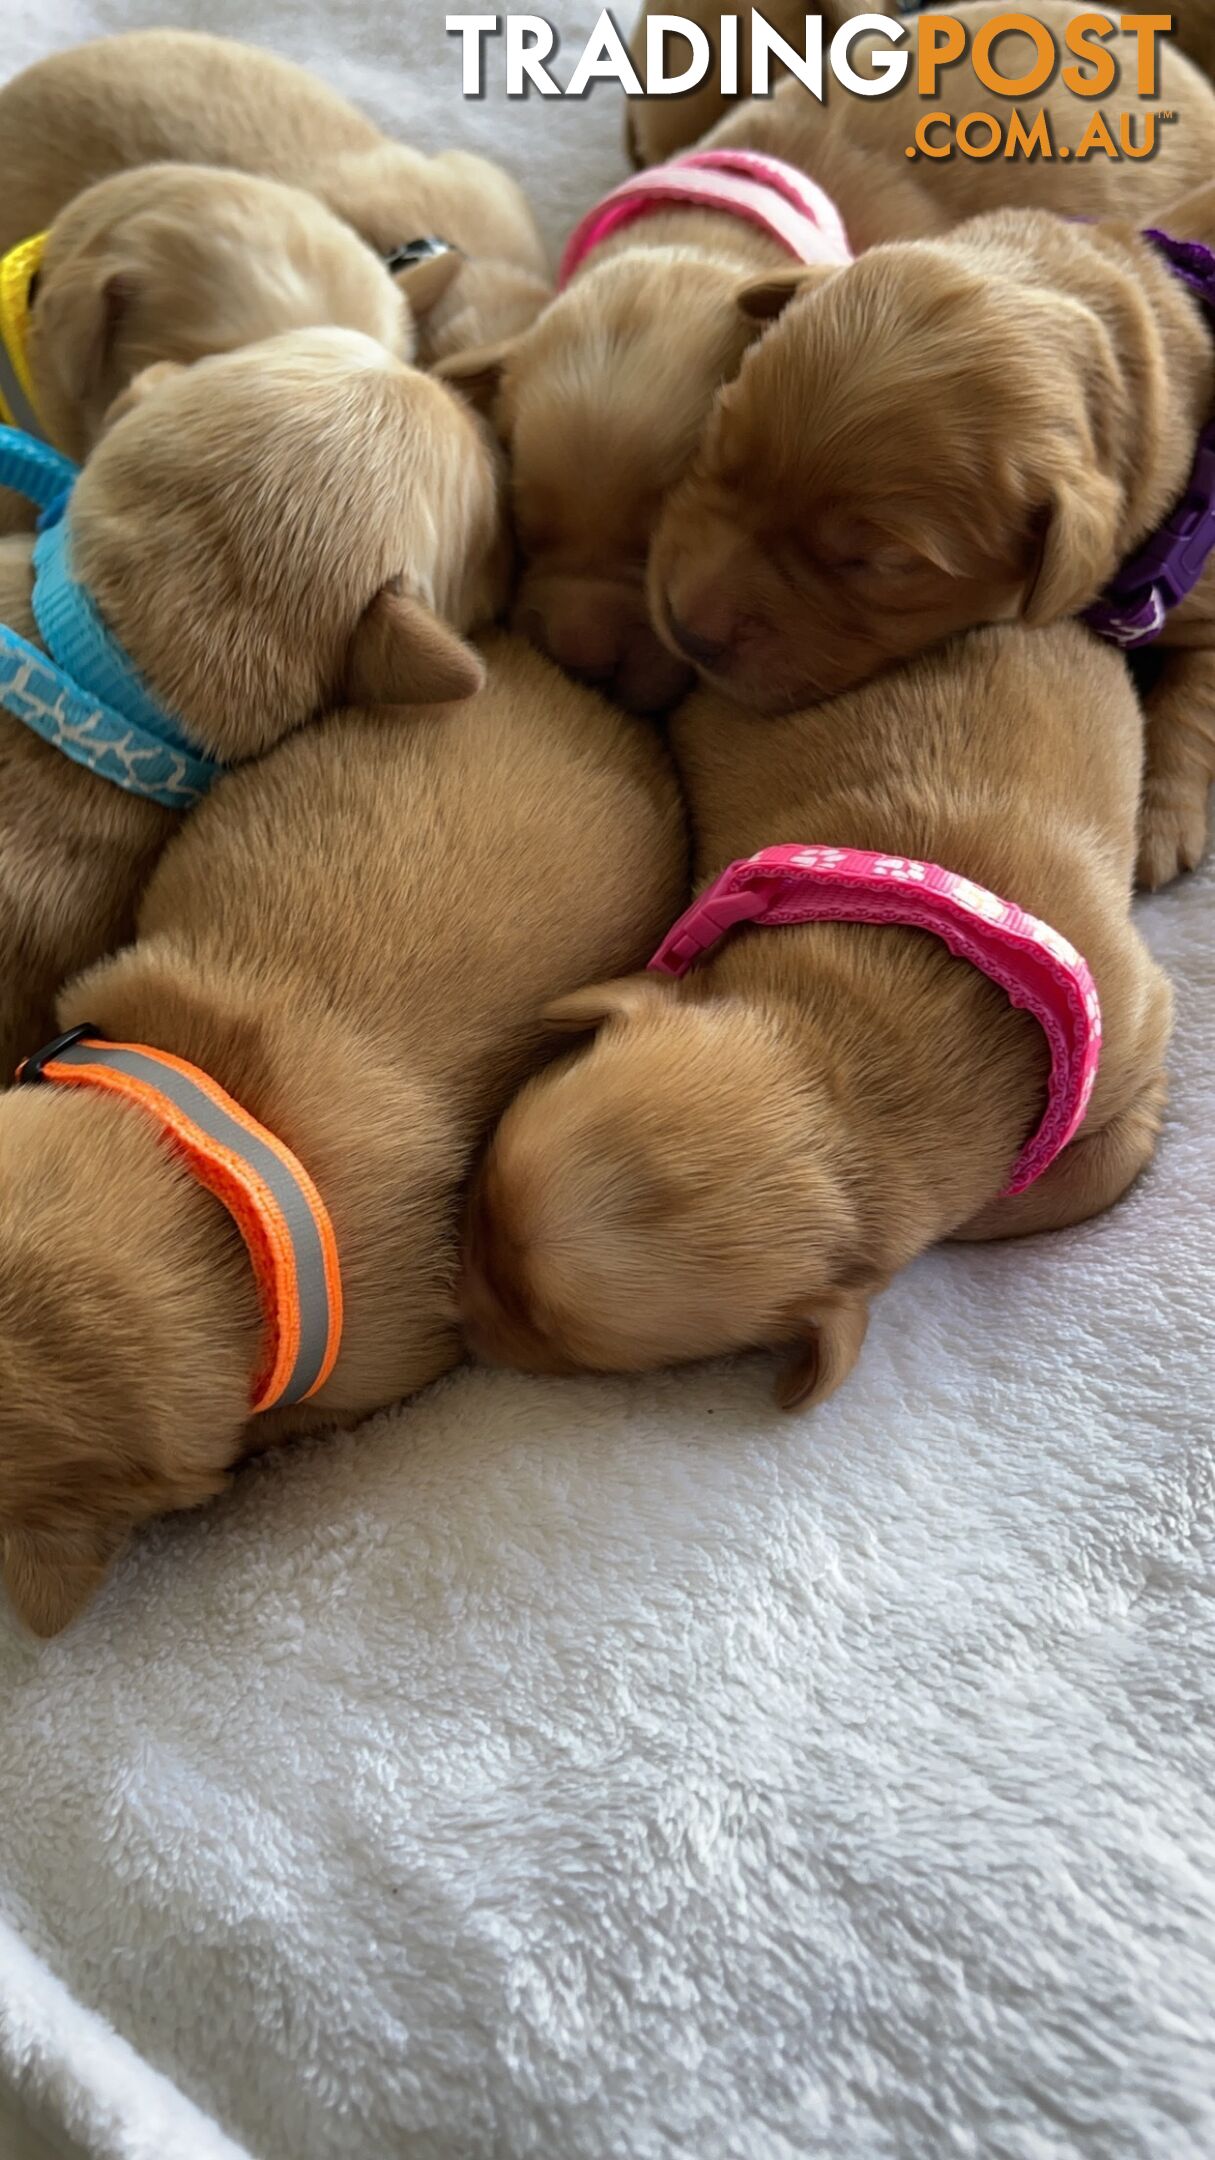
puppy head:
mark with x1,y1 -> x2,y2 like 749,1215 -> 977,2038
460,977 -> 877,1405
29,163 -> 436,458
439,249 -> 770,712
0,1090 -> 249,1636
68,326 -> 506,762
648,240 -> 1126,711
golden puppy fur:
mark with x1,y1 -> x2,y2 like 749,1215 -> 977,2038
627,0 -> 1215,167
1175,0 -> 1215,81
1,163 -> 436,499
0,631 -> 685,1636
462,622 -> 1172,1405
650,206 -> 1215,888
0,325 -> 506,1081
0,29 -> 550,364
442,2 -> 1215,712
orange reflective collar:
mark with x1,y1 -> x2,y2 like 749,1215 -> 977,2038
18,1026 -> 343,1412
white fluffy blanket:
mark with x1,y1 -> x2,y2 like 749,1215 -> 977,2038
2,5 -> 1214,2157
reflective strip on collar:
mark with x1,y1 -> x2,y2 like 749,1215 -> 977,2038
19,1033 -> 343,1411
0,233 -> 48,441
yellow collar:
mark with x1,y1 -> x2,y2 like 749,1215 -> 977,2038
0,232 -> 49,441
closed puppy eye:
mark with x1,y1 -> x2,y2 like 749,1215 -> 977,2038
810,536 -> 931,583
815,547 -> 869,575
807,513 -> 923,580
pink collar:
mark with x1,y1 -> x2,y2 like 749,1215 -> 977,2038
648,844 -> 1102,1197
557,150 -> 852,288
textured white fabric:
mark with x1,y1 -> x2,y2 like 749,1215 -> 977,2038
1,5 -> 1214,2157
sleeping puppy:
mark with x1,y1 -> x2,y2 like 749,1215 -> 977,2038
0,29 -> 551,364
0,163 -> 450,509
460,622 -> 1171,1402
0,324 -> 506,1079
442,2 -> 1215,713
0,628 -> 684,1636
649,207 -> 1215,888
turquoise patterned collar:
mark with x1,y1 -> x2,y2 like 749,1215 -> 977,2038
0,423 -> 226,811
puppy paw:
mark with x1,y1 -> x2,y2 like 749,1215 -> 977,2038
1136,776 -> 1210,891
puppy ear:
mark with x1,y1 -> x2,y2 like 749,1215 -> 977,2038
343,587 -> 485,707
775,1286 -> 874,1411
434,339 -> 515,414
98,358 -> 184,434
392,247 -> 464,318
1144,176 -> 1215,247
35,262 -> 135,407
543,974 -> 676,1032
3,1520 -> 129,1637
890,518 -> 973,580
1022,462 -> 1122,625
737,264 -> 838,324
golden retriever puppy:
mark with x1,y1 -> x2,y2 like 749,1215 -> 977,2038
0,163 -> 439,494
442,2 -> 1215,712
0,631 -> 684,1636
0,325 -> 506,1080
461,622 -> 1171,1401
649,206 -> 1215,887
0,30 -> 550,362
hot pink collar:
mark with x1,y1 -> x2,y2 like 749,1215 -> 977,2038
557,149 -> 852,289
648,844 -> 1102,1197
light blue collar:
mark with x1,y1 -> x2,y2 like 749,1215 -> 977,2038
0,423 -> 225,810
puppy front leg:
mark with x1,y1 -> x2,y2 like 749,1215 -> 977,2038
1138,647 -> 1215,889
950,1065 -> 1169,1242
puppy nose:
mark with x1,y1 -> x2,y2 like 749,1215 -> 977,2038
664,611 -> 727,669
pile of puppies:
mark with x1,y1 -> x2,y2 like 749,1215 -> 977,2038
0,12 -> 1208,1633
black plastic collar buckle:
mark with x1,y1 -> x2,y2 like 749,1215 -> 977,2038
383,235 -> 461,274
15,1022 -> 101,1085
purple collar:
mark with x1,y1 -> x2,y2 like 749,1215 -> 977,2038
1083,231 -> 1215,650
